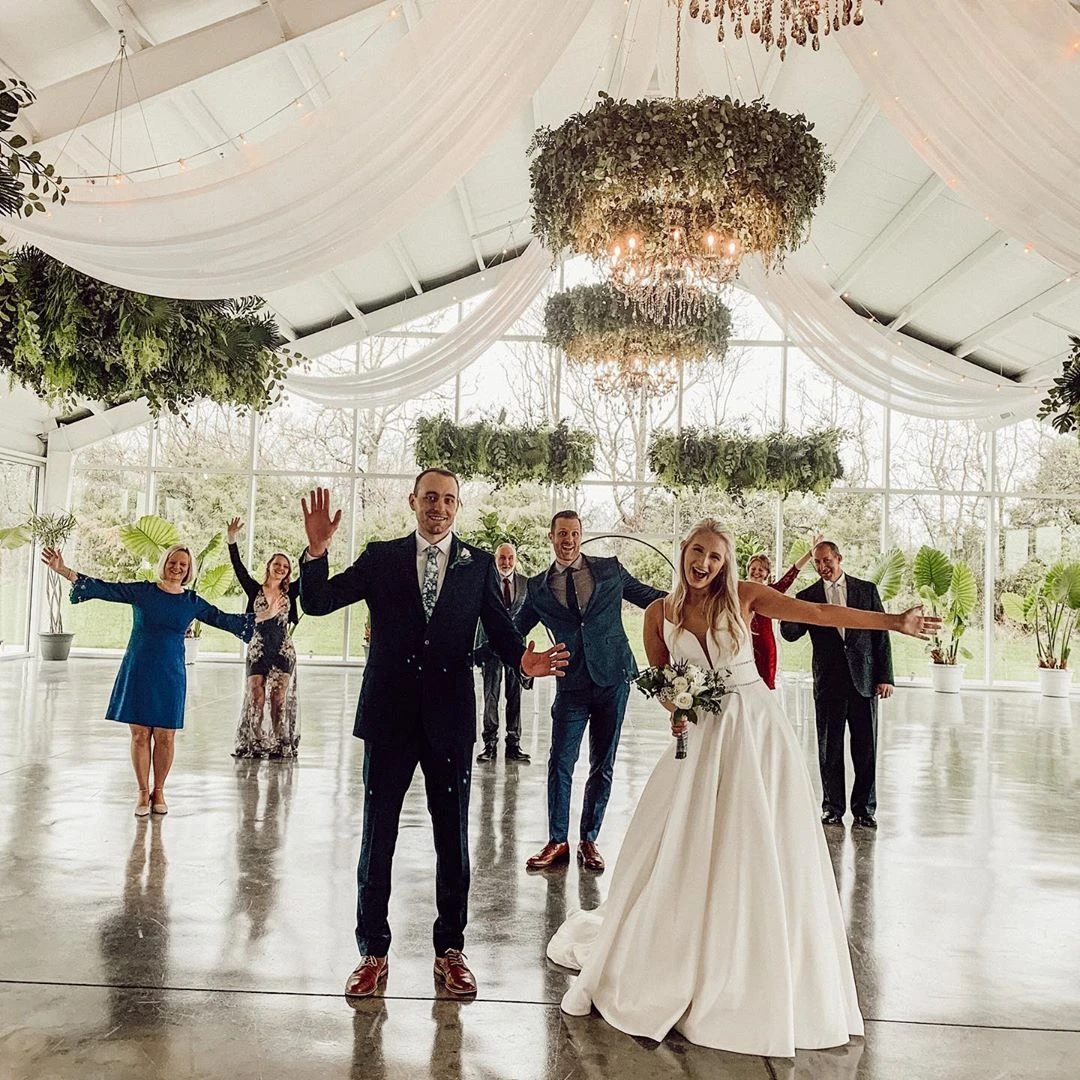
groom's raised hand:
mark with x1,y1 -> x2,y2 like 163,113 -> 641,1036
521,639 -> 571,679
302,487 -> 342,558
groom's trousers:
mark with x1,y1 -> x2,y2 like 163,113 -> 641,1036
356,732 -> 472,957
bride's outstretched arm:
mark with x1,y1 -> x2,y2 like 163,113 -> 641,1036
740,580 -> 941,640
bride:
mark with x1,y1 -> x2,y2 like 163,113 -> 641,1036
546,519 -> 938,1057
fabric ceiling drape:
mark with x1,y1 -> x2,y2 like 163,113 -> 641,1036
3,0 -> 591,298
284,243 -> 553,408
838,0 -> 1080,273
741,256 -> 1050,424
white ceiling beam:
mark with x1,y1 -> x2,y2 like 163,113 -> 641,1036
44,399 -> 153,452
833,173 -> 945,295
263,0 -> 330,107
830,95 -> 878,174
294,256 -> 519,358
388,237 -> 424,296
954,276 -> 1080,358
29,0 -> 385,146
321,272 -> 371,332
171,90 -> 244,155
889,232 -> 1007,331
263,304 -> 298,341
85,0 -> 155,50
454,181 -> 487,272
1033,311 -> 1080,337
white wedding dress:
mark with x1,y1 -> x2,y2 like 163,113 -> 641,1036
546,619 -> 864,1057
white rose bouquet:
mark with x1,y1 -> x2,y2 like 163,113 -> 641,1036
635,659 -> 728,760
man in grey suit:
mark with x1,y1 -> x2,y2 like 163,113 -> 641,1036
475,542 -> 531,764
780,540 -> 894,830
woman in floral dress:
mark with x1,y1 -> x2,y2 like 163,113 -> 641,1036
226,518 -> 302,758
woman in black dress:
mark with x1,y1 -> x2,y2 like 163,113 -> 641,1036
226,518 -> 302,758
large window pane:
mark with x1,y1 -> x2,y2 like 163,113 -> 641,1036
890,414 -> 987,492
0,459 -> 39,653
65,469 -> 149,649
154,403 -> 252,470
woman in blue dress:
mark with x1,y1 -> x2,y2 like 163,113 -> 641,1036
42,543 -> 285,817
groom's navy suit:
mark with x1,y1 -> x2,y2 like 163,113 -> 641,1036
301,532 -> 525,956
780,574 -> 894,819
516,555 -> 665,844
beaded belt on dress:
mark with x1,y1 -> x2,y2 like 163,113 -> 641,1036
722,658 -> 764,690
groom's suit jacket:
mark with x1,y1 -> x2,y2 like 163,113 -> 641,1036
779,574 -> 894,699
300,533 -> 525,749
516,555 -> 665,691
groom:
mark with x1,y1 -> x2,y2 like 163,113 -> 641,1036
299,472 -> 568,1000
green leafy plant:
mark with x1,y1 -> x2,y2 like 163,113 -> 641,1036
458,509 -> 548,573
1038,337 -> 1080,436
648,427 -> 844,502
866,547 -> 907,605
414,415 -> 596,489
529,92 -> 831,275
0,509 -> 78,634
0,80 -> 68,224
1002,561 -> 1080,669
118,514 -> 229,638
0,246 -> 295,414
543,282 -> 732,384
912,546 -> 979,665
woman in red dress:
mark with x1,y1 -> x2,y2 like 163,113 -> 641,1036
747,535 -> 822,689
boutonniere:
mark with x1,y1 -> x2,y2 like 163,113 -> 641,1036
449,546 -> 473,570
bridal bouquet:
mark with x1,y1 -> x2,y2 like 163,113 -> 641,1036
635,660 -> 728,760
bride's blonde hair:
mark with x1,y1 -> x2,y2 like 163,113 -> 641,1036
667,519 -> 748,650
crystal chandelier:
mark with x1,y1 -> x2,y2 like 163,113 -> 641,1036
592,349 -> 680,398
681,0 -> 883,58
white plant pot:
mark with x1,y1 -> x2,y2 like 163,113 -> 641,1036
1038,667 -> 1072,698
929,662 -> 965,694
184,637 -> 200,666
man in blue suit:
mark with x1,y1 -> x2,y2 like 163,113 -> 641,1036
516,511 -> 666,873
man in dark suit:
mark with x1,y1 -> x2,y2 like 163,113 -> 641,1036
298,473 -> 568,1000
516,511 -> 666,874
780,540 -> 894,830
474,542 -> 531,764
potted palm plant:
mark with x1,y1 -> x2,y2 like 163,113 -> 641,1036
1001,562 -> 1080,697
118,514 -> 231,664
0,510 -> 79,659
912,546 -> 978,694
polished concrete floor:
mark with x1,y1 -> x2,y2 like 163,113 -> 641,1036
1,659 -> 1078,1079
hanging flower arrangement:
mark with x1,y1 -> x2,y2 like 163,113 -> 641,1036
529,92 -> 831,323
0,246 -> 295,414
414,415 -> 596,489
543,282 -> 733,397
648,427 -> 845,501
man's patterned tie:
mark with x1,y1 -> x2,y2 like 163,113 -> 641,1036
422,545 -> 440,620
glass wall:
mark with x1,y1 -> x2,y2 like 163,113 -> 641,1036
64,276 -> 1080,684
0,457 -> 41,656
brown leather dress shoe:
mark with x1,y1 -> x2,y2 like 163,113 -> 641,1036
344,955 -> 388,997
433,949 -> 477,996
525,840 -> 570,871
577,841 -> 605,873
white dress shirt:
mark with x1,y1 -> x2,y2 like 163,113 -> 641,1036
825,573 -> 847,639
416,531 -> 454,601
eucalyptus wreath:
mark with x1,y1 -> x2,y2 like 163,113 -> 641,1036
649,427 -> 844,501
0,80 -> 68,224
543,282 -> 733,365
528,92 -> 831,272
0,246 -> 295,414
414,415 -> 596,489
1038,337 -> 1080,436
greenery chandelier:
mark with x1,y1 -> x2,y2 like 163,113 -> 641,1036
529,5 -> 831,326
679,0 -> 883,57
543,283 -> 733,398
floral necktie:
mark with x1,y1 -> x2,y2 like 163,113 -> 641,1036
422,545 -> 440,620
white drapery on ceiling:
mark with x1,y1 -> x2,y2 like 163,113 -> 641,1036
284,243 -> 553,409
286,243 -> 1048,422
741,256 -> 1049,424
2,0 -> 591,299
839,0 -> 1080,273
